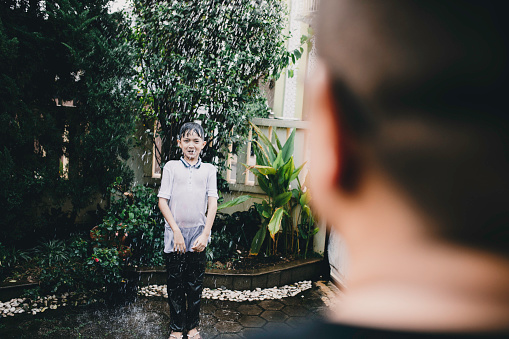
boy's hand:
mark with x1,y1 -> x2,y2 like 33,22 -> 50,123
191,233 -> 208,252
173,229 -> 186,253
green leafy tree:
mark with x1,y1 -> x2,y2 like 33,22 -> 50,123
132,0 -> 299,181
0,0 -> 138,244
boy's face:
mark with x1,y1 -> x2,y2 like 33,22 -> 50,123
178,130 -> 206,161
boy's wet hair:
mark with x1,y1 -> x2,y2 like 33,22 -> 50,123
179,122 -> 205,140
316,0 -> 509,254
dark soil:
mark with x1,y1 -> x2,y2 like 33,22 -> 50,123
206,250 -> 299,270
1,260 -> 40,284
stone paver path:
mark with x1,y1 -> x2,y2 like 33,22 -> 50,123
199,286 -> 327,338
0,281 -> 339,339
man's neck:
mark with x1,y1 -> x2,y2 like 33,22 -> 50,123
329,173 -> 509,332
332,245 -> 509,332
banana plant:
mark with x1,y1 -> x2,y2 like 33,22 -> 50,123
243,122 -> 306,255
217,194 -> 254,210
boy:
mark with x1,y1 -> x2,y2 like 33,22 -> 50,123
254,0 -> 509,337
158,122 -> 218,339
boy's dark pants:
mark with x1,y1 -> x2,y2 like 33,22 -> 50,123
165,251 -> 206,332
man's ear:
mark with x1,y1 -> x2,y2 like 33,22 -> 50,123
307,63 -> 343,191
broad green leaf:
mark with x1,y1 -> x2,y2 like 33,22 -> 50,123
289,156 -> 295,175
249,227 -> 266,255
254,202 -> 264,216
268,207 -> 285,239
242,163 -> 262,178
289,161 -> 306,183
274,192 -> 292,208
278,169 -> 287,188
280,128 -> 295,164
255,138 -> 276,164
272,151 -> 284,169
300,191 -> 311,206
254,165 -> 277,176
260,200 -> 273,220
281,157 -> 294,182
257,176 -> 271,195
217,195 -> 253,210
252,140 -> 269,166
262,209 -> 271,219
250,122 -> 277,161
262,200 -> 271,214
302,205 -> 311,217
273,130 -> 283,150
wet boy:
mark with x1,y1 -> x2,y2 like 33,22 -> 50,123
158,122 -> 218,339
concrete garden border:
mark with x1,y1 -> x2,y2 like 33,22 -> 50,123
130,257 -> 324,290
0,257 -> 325,301
0,281 -> 38,302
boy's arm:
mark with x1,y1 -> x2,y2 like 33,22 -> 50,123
204,196 -> 218,236
158,197 -> 186,252
192,196 -> 217,252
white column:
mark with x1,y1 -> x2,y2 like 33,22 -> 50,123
282,0 -> 302,119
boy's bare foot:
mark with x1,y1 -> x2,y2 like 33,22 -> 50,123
169,332 -> 183,339
187,328 -> 201,339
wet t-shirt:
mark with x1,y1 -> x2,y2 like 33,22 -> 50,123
157,157 -> 218,253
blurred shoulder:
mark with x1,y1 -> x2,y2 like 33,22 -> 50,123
245,320 -> 509,338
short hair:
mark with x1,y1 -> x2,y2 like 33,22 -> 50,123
178,122 -> 205,140
316,0 -> 509,254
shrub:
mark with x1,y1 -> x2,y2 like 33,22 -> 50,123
206,207 -> 261,262
33,238 -> 86,293
93,184 -> 164,267
0,242 -> 30,277
68,236 -> 88,259
87,247 -> 123,287
35,237 -> 124,294
33,239 -> 69,267
38,259 -> 87,294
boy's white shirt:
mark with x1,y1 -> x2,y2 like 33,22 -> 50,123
158,158 -> 218,253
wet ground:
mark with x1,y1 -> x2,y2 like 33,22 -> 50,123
0,282 -> 336,339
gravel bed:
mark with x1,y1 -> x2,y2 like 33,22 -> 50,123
138,280 -> 314,301
0,281 -> 314,318
0,291 -> 103,318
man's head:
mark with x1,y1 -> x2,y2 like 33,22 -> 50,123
310,0 -> 509,254
178,122 -> 206,161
